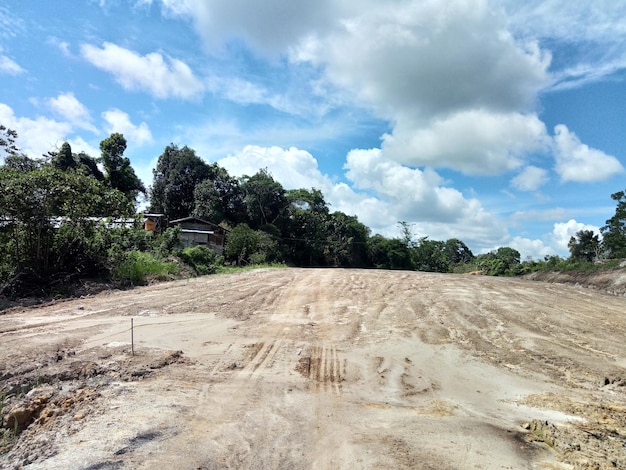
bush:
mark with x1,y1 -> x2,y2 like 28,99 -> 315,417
112,251 -> 178,284
153,227 -> 182,257
179,245 -> 222,275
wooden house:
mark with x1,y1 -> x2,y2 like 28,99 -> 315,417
168,217 -> 228,254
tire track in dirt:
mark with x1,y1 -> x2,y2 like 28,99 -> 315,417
297,344 -> 345,395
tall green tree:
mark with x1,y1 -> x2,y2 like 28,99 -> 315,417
150,144 -> 211,220
193,163 -> 246,224
0,125 -> 19,161
240,169 -> 288,230
49,142 -> 104,181
367,235 -> 414,270
443,238 -> 474,266
51,142 -> 75,171
283,188 -> 330,266
477,247 -> 521,276
100,133 -> 145,203
0,164 -> 132,277
326,211 -> 370,267
412,239 -> 450,273
601,190 -> 626,258
568,229 -> 600,262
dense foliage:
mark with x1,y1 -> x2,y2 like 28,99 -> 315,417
1,127 -> 625,299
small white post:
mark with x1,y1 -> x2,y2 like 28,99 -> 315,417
131,317 -> 135,356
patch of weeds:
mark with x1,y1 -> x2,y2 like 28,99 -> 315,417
112,251 -> 179,284
0,393 -> 19,454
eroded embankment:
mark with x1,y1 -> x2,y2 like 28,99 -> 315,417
525,266 -> 626,296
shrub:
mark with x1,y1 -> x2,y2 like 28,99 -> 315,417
112,251 -> 178,284
179,245 -> 222,275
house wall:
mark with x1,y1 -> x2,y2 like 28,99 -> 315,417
180,231 -> 210,247
171,219 -> 227,254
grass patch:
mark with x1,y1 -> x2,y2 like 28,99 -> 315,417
179,246 -> 222,275
112,251 -> 179,284
216,262 -> 287,275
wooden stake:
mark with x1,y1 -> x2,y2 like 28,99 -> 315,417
131,317 -> 134,356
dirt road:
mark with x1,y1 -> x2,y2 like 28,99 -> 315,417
1,268 -> 625,469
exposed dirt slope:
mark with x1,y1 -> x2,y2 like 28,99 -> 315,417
0,268 -> 625,469
526,267 -> 626,296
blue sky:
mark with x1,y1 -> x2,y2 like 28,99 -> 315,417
1,0 -> 625,259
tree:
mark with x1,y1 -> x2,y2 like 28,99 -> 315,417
150,144 -> 211,220
100,133 -> 145,203
568,230 -> 600,262
193,163 -> 246,224
398,221 -> 417,248
0,164 -> 132,277
367,235 -> 414,270
477,247 -> 522,276
0,125 -> 19,161
240,169 -> 288,230
51,142 -> 75,171
325,212 -> 370,267
601,190 -> 626,258
283,188 -> 330,266
412,239 -> 450,273
224,224 -> 267,266
443,238 -> 474,266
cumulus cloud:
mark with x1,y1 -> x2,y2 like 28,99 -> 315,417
301,1 -> 550,119
158,0 -> 333,55
381,111 -> 549,174
47,92 -> 97,132
510,165 -> 549,191
553,124 -> 624,182
343,147 -> 505,240
218,145 -> 329,190
0,103 -> 71,159
551,219 -> 601,253
102,109 -> 153,145
156,0 -> 557,176
509,236 -> 555,260
81,42 -> 204,99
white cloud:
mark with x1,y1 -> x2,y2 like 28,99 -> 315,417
551,219 -> 601,253
218,145 -> 328,190
343,147 -> 507,243
102,109 -> 153,145
303,1 -> 550,120
381,111 -> 549,174
158,0 -> 333,56
0,6 -> 24,40
509,236 -> 555,260
553,124 -> 624,182
0,103 -> 71,159
66,136 -> 100,159
158,1 -> 557,176
510,165 -> 549,191
47,37 -> 71,57
47,92 -> 98,132
504,1 -> 626,89
80,42 -> 204,99
0,55 -> 25,75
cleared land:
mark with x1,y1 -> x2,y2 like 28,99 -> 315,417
0,268 -> 625,469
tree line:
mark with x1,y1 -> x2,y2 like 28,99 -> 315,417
1,126 -> 625,297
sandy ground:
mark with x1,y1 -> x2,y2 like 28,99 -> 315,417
0,268 -> 625,469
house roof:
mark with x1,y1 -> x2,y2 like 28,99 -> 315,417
168,216 -> 230,231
